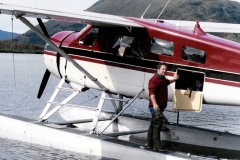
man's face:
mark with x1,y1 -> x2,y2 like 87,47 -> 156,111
157,65 -> 167,76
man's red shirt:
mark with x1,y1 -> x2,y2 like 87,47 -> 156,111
148,74 -> 170,109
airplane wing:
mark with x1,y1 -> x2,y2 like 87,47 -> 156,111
162,20 -> 240,33
1,0 -> 240,33
0,0 -> 142,28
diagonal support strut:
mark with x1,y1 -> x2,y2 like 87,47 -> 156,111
18,16 -> 109,92
98,88 -> 144,135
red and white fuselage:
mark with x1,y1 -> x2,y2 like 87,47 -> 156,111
43,18 -> 240,106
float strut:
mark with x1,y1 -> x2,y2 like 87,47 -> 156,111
98,89 -> 144,135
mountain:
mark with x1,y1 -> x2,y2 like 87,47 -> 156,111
0,30 -> 19,40
88,0 -> 240,23
87,0 -> 240,42
13,20 -> 84,45
8,0 -> 240,45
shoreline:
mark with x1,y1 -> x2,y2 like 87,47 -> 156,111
0,40 -> 44,54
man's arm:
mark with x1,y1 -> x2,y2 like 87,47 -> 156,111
148,76 -> 159,110
150,94 -> 159,110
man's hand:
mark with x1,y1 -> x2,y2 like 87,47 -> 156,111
153,103 -> 159,111
173,73 -> 179,81
169,73 -> 179,83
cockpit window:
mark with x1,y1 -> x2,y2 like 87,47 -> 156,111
111,36 -> 143,59
120,36 -> 134,47
181,46 -> 206,64
79,28 -> 99,46
151,37 -> 174,56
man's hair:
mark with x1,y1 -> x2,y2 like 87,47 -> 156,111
157,62 -> 167,69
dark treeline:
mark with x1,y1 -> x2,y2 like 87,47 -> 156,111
0,40 -> 44,54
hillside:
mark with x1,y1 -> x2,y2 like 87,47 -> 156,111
88,0 -> 240,42
14,20 -> 84,45
88,0 -> 240,22
0,30 -> 18,40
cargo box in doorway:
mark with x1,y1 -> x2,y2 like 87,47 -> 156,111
172,68 -> 205,112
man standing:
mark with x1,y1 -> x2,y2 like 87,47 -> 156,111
147,62 -> 179,151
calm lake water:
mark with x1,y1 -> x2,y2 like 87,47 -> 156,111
0,53 -> 240,159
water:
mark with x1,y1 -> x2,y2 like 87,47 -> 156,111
0,53 -> 240,159
0,137 -> 111,160
0,53 -> 104,159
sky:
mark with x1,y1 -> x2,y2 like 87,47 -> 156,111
0,0 -> 98,34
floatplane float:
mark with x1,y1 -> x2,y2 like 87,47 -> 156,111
1,0 -> 240,159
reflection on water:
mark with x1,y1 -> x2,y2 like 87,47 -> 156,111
0,53 -> 240,159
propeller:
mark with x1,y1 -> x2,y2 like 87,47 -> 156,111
36,18 -> 51,99
37,69 -> 51,98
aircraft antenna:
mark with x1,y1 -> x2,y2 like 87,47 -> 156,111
11,14 -> 16,87
155,0 -> 171,22
141,4 -> 151,19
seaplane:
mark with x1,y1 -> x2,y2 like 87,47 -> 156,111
1,0 -> 240,159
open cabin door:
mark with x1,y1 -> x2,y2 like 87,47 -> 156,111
172,69 -> 205,112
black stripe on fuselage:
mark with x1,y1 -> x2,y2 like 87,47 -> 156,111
59,47 -> 240,84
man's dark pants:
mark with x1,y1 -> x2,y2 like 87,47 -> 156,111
147,109 -> 163,150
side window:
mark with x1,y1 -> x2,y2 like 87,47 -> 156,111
79,28 -> 99,46
181,46 -> 206,64
151,37 -> 174,56
111,36 -> 143,59
44,43 -> 56,52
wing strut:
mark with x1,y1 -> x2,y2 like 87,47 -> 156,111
18,16 -> 109,92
